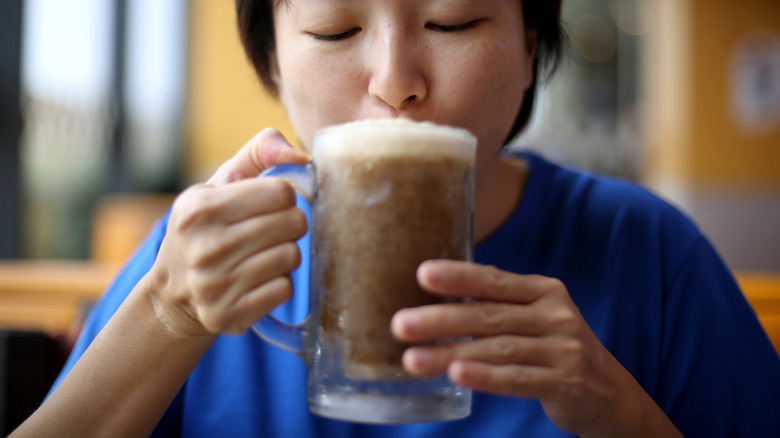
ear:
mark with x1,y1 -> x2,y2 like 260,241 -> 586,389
268,51 -> 291,110
523,29 -> 539,90
269,51 -> 282,89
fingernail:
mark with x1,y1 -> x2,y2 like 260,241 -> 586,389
418,261 -> 443,287
407,347 -> 431,369
392,309 -> 419,340
400,309 -> 420,331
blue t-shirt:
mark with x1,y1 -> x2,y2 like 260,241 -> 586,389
53,152 -> 780,437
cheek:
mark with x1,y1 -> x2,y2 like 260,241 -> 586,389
473,36 -> 528,107
278,50 -> 362,147
444,41 -> 528,146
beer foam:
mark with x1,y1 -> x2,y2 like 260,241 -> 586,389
313,118 -> 476,161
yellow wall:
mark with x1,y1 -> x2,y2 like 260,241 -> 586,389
645,0 -> 780,190
184,0 -> 296,183
643,0 -> 780,271
690,0 -> 780,186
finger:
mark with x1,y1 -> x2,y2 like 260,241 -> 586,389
402,335 -> 553,377
229,276 -> 295,335
208,128 -> 310,185
176,178 -> 299,229
227,206 -> 308,255
392,301 -> 548,342
201,276 -> 294,336
418,260 -> 563,304
201,206 -> 308,274
448,360 -> 558,400
224,241 -> 301,333
195,241 -> 300,333
221,178 -> 301,223
227,242 -> 302,300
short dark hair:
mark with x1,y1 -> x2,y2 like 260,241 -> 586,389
235,0 -> 564,145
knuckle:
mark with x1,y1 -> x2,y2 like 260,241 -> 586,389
491,336 -> 519,362
279,242 -> 302,270
266,276 -> 295,304
549,306 -> 576,325
170,193 -> 196,230
199,304 -> 247,335
478,304 -> 507,333
485,265 -> 509,291
188,270 -> 223,304
255,127 -> 283,144
261,242 -> 301,275
172,187 -> 218,231
507,366 -> 533,388
540,277 -> 566,296
197,306 -> 226,333
557,374 -> 586,399
207,317 -> 241,335
269,208 -> 308,241
548,307 -> 580,333
186,236 -> 222,269
557,339 -> 589,379
253,128 -> 288,166
263,178 -> 297,207
289,208 -> 309,236
560,338 -> 587,361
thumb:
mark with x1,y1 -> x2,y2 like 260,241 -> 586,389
208,128 -> 310,185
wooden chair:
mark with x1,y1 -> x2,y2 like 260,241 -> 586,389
737,271 -> 780,355
0,194 -> 174,334
90,193 -> 175,267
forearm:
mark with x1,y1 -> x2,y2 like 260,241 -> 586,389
11,273 -> 217,437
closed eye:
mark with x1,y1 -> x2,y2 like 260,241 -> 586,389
425,19 -> 484,33
307,28 -> 361,42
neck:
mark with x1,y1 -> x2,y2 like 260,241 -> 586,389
474,152 -> 527,243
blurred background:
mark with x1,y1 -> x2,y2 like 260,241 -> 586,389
1,0 -> 777,268
0,0 -> 778,432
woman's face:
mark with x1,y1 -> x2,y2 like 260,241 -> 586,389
272,0 -> 535,165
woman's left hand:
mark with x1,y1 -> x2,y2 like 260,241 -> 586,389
391,260 -> 680,437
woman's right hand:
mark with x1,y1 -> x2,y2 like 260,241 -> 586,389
149,128 -> 310,338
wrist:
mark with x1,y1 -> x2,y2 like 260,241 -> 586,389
141,264 -> 215,341
580,365 -> 682,438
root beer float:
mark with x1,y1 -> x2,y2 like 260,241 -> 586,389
254,118 -> 476,423
311,119 -> 476,380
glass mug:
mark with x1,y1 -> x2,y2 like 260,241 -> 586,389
252,118 -> 476,424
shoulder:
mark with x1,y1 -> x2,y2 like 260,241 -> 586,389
523,152 -> 699,242
517,152 -> 707,287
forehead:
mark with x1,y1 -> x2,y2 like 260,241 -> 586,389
269,0 -> 527,22
272,0 -> 513,10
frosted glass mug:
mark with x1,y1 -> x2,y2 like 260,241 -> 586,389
252,119 -> 475,423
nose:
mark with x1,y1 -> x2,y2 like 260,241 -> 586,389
367,27 -> 427,111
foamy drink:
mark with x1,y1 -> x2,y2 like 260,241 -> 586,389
311,119 -> 476,380
253,118 -> 476,423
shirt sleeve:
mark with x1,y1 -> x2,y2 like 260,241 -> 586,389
658,235 -> 780,437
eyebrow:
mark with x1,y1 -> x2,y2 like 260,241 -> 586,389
284,0 -> 361,5
276,0 -> 363,12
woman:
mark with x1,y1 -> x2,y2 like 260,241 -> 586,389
13,0 -> 780,436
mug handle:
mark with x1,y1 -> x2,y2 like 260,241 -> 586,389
250,162 -> 315,357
